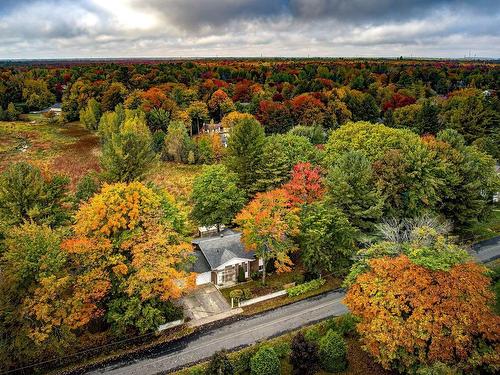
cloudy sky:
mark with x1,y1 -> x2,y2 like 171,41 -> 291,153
1,0 -> 499,59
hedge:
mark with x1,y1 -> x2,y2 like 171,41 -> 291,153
286,278 -> 326,297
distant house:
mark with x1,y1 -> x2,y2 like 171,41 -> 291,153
191,229 -> 262,286
29,102 -> 62,115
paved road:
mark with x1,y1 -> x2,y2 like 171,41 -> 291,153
87,237 -> 500,375
89,290 -> 347,375
472,236 -> 500,263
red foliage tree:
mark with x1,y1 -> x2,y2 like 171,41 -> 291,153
283,162 -> 325,206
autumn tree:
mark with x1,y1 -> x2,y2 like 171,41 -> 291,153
283,162 -> 325,206
0,162 -> 70,228
164,120 -> 193,163
79,98 -> 101,131
299,202 -> 357,276
257,100 -> 294,133
101,111 -> 157,182
220,111 -> 255,131
235,189 -> 300,284
0,224 -> 108,367
101,82 -> 127,112
208,89 -> 235,121
190,165 -> 246,231
187,100 -> 209,135
22,78 -> 55,111
225,117 -> 266,193
344,230 -> 500,373
72,182 -> 194,333
291,93 -> 326,126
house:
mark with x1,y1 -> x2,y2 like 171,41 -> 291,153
191,229 -> 262,286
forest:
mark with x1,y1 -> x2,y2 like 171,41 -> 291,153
0,58 -> 499,374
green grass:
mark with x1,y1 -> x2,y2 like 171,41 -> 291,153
220,269 -> 304,302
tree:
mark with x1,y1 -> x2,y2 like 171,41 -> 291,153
187,101 -> 209,135
256,100 -> 294,134
0,224 -> 108,367
220,111 -> 255,131
195,134 -> 215,164
225,117 -> 266,193
235,189 -> 299,284
0,162 -> 70,227
209,89 -> 235,121
254,134 -> 319,192
101,111 -> 157,182
6,102 -> 19,121
79,98 -> 101,131
290,332 -> 319,375
101,82 -> 127,112
344,232 -> 500,373
164,120 -> 192,163
426,132 -> 499,232
288,124 -> 326,145
190,165 -> 246,231
206,350 -> 234,375
283,162 -> 325,206
325,151 -> 384,233
22,79 -> 55,111
290,93 -> 325,126
299,202 -> 357,276
318,330 -> 348,372
74,172 -> 101,205
250,346 -> 280,375
73,182 -> 194,333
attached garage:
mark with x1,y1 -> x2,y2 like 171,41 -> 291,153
195,271 -> 212,285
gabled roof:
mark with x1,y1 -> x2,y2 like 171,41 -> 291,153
192,229 -> 255,270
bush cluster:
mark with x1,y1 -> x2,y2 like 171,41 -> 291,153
286,278 -> 326,297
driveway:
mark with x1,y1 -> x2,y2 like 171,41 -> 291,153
181,284 -> 231,321
88,290 -> 347,375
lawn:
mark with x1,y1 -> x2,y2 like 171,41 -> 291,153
220,269 -> 343,316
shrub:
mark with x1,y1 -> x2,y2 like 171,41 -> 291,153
206,350 -> 234,375
290,332 -> 319,375
327,313 -> 358,337
243,288 -> 252,300
250,346 -> 280,375
319,329 -> 347,373
237,266 -> 246,283
230,346 -> 256,374
229,289 -> 243,305
286,278 -> 326,297
303,326 -> 322,343
251,271 -> 261,281
269,339 -> 291,359
152,130 -> 166,153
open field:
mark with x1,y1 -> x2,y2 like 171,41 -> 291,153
0,119 -> 100,189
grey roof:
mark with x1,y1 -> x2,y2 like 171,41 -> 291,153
192,229 -> 255,270
191,249 -> 211,273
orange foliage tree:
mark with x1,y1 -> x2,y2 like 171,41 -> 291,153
71,182 -> 195,333
344,234 -> 500,373
235,188 -> 300,284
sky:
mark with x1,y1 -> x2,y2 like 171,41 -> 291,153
0,0 -> 499,59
